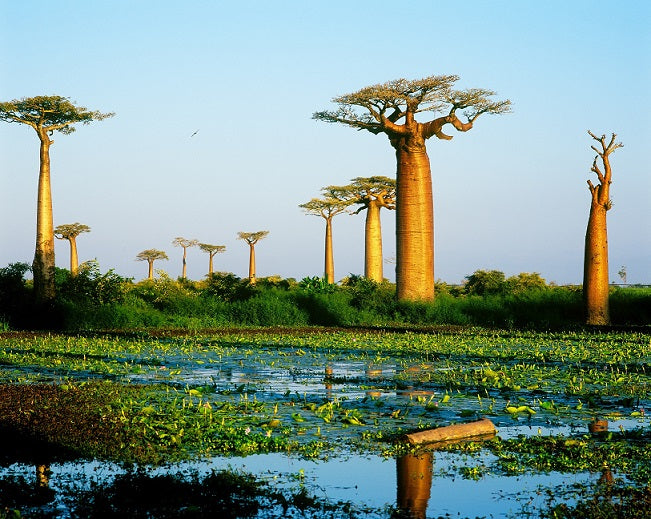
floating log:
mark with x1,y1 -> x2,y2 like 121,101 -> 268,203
403,418 -> 496,446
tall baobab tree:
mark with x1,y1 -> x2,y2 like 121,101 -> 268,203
136,249 -> 168,280
314,76 -> 510,301
341,176 -> 396,283
583,131 -> 623,325
300,194 -> 351,284
0,96 -> 113,302
172,237 -> 198,279
237,231 -> 269,284
199,243 -> 226,276
54,223 -> 91,276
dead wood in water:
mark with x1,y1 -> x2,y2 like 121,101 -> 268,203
403,418 -> 496,446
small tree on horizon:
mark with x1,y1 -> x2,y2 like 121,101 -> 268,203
199,243 -> 226,276
172,237 -> 198,279
0,96 -> 113,302
583,130 -> 623,325
300,194 -> 351,284
136,249 -> 169,280
314,76 -> 510,301
54,222 -> 91,276
237,231 -> 269,284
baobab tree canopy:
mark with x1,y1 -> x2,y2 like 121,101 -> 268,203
54,223 -> 91,239
237,231 -> 269,245
314,76 -> 511,301
0,96 -> 114,135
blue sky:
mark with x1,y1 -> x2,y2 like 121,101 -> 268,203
1,1 -> 649,284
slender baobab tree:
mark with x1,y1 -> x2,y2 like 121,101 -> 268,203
136,249 -> 168,280
172,237 -> 198,279
0,96 -> 113,302
199,243 -> 226,276
300,194 -> 350,284
340,176 -> 396,282
314,76 -> 510,300
237,231 -> 269,284
54,223 -> 91,276
583,131 -> 623,325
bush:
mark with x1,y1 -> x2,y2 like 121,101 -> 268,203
202,272 -> 258,302
0,262 -> 32,328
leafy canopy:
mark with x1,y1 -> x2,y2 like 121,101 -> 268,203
0,95 -> 114,135
237,231 -> 269,245
313,75 -> 511,139
136,249 -> 169,262
54,223 -> 91,240
199,243 -> 226,255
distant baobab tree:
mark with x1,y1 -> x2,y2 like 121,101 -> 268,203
0,96 -> 113,302
54,223 -> 91,276
342,176 -> 396,283
172,237 -> 198,279
300,194 -> 350,284
199,243 -> 226,276
237,231 -> 269,284
314,76 -> 511,301
136,249 -> 169,280
583,131 -> 623,325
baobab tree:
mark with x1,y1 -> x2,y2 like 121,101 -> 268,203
136,249 -> 168,280
54,223 -> 91,276
314,76 -> 511,300
172,237 -> 198,279
0,96 -> 113,302
199,243 -> 226,276
300,194 -> 351,284
237,231 -> 269,284
583,131 -> 623,325
341,176 -> 396,282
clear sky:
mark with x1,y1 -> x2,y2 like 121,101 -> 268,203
1,0 -> 649,285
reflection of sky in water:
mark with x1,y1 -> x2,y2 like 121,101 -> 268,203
2,453 -> 597,518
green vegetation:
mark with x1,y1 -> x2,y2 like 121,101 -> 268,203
0,263 -> 649,331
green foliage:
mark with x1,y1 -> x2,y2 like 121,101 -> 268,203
0,262 -> 32,328
57,261 -> 130,306
464,269 -> 508,296
298,276 -> 336,294
202,272 -> 258,302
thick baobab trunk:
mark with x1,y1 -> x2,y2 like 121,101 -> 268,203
324,217 -> 334,283
584,205 -> 609,325
248,243 -> 256,284
33,133 -> 56,302
395,146 -> 434,301
147,260 -> 154,280
365,201 -> 384,282
208,254 -> 214,276
182,248 -> 188,279
68,237 -> 79,276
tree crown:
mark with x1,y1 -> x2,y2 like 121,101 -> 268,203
299,194 -> 351,219
199,243 -> 226,254
54,222 -> 91,239
0,95 -> 114,135
237,231 -> 269,245
172,237 -> 198,249
136,249 -> 169,262
326,176 -> 396,213
313,75 -> 511,141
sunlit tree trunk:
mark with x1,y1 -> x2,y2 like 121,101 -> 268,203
365,201 -> 384,282
208,253 -> 214,276
68,236 -> 79,276
147,260 -> 154,280
182,248 -> 188,279
583,131 -> 621,326
248,243 -> 256,284
33,130 -> 56,302
324,217 -> 334,283
394,141 -> 434,301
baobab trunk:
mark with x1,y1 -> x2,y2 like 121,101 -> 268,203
365,201 -> 384,282
248,244 -> 256,284
584,200 -> 610,325
324,217 -> 334,283
208,255 -> 214,276
182,249 -> 188,279
147,260 -> 154,280
68,237 -> 79,276
33,131 -> 55,302
395,146 -> 434,301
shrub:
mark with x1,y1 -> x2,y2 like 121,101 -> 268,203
0,262 -> 32,328
464,270 -> 507,296
202,272 -> 258,302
